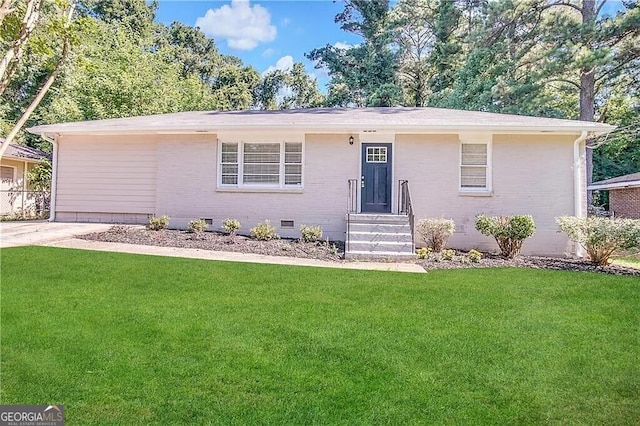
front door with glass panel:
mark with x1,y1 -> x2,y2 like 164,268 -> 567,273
361,143 -> 392,213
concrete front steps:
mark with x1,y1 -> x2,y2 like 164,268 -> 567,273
346,214 -> 415,260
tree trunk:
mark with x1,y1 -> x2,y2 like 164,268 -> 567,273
0,40 -> 69,159
0,0 -> 15,28
0,0 -> 43,96
0,0 -> 76,159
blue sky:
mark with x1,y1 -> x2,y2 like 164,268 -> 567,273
154,0 -> 627,90
155,0 -> 362,88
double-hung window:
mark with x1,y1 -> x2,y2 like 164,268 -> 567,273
460,140 -> 491,193
219,141 -> 303,189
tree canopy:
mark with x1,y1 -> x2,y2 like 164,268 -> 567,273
1,0 -> 637,192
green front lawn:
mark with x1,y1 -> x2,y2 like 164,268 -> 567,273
1,247 -> 638,424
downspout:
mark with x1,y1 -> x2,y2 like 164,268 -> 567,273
41,133 -> 57,222
573,130 -> 588,257
23,159 -> 27,215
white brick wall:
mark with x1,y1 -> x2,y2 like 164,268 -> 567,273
54,131 -> 582,255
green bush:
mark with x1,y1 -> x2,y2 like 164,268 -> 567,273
187,219 -> 208,234
250,220 -> 279,241
468,249 -> 483,263
222,218 -> 241,236
415,218 -> 455,252
148,215 -> 170,231
300,224 -> 323,243
556,216 -> 640,266
475,214 -> 536,258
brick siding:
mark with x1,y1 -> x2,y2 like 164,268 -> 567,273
610,187 -> 640,219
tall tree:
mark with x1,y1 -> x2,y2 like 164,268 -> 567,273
254,62 -> 324,110
0,0 -> 78,158
389,0 -> 437,106
540,0 -> 640,197
307,0 -> 401,107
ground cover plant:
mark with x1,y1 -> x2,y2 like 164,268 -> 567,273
1,247 -> 638,425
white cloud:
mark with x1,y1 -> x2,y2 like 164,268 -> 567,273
333,41 -> 354,50
195,0 -> 276,51
262,48 -> 275,58
281,17 -> 291,26
262,55 -> 294,76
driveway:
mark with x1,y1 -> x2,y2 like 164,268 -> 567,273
0,221 -> 113,248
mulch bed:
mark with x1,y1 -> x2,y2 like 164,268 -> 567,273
79,226 -> 640,277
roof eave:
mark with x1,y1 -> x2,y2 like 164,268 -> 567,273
27,123 -> 614,137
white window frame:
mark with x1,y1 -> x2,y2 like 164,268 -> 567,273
217,140 -> 304,190
459,134 -> 492,194
0,165 -> 16,188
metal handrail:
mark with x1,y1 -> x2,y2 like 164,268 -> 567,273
346,179 -> 358,252
398,180 -> 415,250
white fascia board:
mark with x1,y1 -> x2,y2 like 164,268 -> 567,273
29,123 -> 615,137
588,180 -> 640,191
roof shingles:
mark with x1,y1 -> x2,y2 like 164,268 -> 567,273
26,107 -> 614,135
1,142 -> 50,162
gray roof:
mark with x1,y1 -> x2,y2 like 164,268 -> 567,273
26,107 -> 614,135
1,142 -> 50,162
588,172 -> 640,190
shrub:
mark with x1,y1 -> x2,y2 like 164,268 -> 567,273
416,247 -> 433,259
468,249 -> 483,263
556,216 -> 640,266
475,214 -> 536,259
222,218 -> 241,236
148,215 -> 169,231
300,224 -> 323,243
187,219 -> 208,234
415,218 -> 455,252
250,220 -> 279,241
442,248 -> 456,261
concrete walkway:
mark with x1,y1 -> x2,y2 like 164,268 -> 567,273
0,221 -> 113,248
45,238 -> 425,273
1,221 -> 425,273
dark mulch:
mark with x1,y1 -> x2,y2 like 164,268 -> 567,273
416,253 -> 640,276
80,225 -> 345,262
79,226 -> 640,277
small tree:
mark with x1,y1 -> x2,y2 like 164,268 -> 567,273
556,216 -> 640,266
415,218 -> 455,252
475,214 -> 536,259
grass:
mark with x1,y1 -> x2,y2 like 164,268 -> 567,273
1,246 -> 639,425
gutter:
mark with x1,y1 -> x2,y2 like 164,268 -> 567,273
587,180 -> 640,191
40,133 -> 57,222
573,131 -> 588,257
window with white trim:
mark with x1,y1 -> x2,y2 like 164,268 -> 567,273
219,141 -> 303,188
460,143 -> 490,191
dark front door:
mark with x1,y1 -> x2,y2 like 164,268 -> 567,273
361,143 -> 392,213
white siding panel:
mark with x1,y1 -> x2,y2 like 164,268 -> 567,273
56,135 -> 157,214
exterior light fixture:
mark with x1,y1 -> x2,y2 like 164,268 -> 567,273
349,136 -> 354,145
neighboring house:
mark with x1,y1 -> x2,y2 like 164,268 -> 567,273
27,107 -> 612,257
0,141 -> 50,216
588,172 -> 640,219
